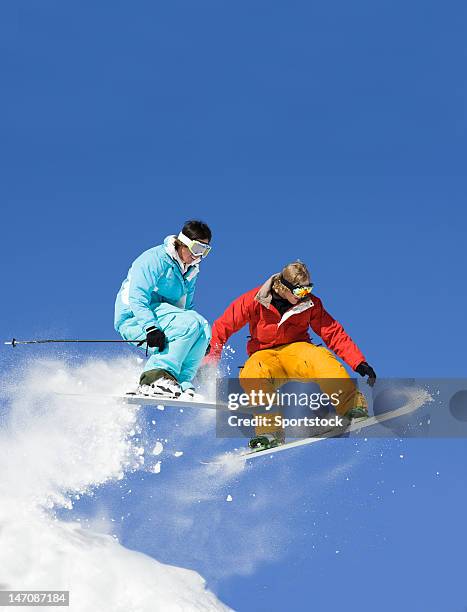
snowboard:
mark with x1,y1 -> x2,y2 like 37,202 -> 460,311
209,398 -> 425,463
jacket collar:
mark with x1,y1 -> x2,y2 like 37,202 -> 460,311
164,235 -> 200,277
254,274 -> 278,307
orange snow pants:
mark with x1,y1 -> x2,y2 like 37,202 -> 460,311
239,342 -> 365,435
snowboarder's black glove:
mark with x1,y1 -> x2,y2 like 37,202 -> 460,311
140,327 -> 166,352
355,361 -> 377,387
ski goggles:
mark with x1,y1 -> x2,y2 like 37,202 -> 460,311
280,276 -> 313,298
177,232 -> 211,258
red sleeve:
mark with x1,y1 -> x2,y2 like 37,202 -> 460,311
209,289 -> 257,360
310,297 -> 366,371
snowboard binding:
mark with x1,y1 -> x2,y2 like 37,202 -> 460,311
248,432 -> 285,452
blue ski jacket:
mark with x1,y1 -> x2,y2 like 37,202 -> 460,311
114,235 -> 200,333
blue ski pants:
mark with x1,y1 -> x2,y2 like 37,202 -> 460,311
117,303 -> 211,390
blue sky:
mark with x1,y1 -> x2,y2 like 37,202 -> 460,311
1,1 -> 467,610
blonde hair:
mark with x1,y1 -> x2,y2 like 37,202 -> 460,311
272,261 -> 311,298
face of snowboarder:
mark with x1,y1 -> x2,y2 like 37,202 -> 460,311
280,276 -> 313,303
283,289 -> 300,305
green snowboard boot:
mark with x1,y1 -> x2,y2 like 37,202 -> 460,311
248,431 -> 286,452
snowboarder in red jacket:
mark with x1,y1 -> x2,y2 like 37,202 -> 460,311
206,261 -> 376,450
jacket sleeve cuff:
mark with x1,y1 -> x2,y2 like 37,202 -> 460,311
145,325 -> 157,333
140,319 -> 158,333
352,357 -> 366,371
208,341 -> 223,360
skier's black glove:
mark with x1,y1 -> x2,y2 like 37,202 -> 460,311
355,361 -> 377,387
139,327 -> 166,352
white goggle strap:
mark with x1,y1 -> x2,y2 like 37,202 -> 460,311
177,232 -> 192,249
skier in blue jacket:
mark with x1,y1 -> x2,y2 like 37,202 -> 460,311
115,220 -> 212,399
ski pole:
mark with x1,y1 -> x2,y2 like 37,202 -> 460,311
4,338 -> 138,347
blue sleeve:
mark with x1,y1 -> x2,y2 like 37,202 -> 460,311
128,251 -> 165,331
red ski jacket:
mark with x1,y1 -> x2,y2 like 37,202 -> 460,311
209,275 -> 366,371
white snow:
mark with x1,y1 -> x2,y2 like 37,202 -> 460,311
0,357 -> 230,612
152,441 -> 164,456
0,510 -> 230,611
174,451 -> 184,457
226,495 -> 233,502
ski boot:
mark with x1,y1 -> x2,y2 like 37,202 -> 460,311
138,369 -> 182,398
248,431 -> 286,452
344,390 -> 369,419
178,388 -> 205,402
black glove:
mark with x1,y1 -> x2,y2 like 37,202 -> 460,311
138,327 -> 166,353
355,361 -> 377,387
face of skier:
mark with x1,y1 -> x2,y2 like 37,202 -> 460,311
179,239 -> 210,264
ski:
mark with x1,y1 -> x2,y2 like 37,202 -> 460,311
55,391 -> 233,412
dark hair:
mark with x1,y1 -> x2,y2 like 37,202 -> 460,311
181,220 -> 212,243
